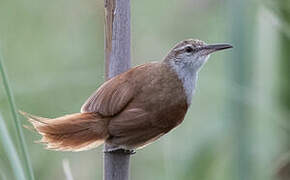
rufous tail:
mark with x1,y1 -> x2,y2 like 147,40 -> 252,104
20,111 -> 109,151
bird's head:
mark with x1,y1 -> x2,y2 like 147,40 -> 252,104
164,39 -> 233,73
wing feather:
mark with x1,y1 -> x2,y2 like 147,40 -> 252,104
81,76 -> 134,117
107,108 -> 166,149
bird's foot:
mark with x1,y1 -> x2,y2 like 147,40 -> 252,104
103,146 -> 136,155
123,149 -> 136,155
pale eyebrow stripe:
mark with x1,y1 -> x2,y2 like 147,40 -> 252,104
174,44 -> 194,52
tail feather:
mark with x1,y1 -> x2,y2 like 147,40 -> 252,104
20,111 -> 109,151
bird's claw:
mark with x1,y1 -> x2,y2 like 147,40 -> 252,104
103,146 -> 136,155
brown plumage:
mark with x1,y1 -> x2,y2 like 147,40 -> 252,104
21,39 -> 232,151
21,111 -> 109,151
21,62 -> 187,151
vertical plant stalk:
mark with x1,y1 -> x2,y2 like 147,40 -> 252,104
279,18 -> 290,151
228,0 -> 252,180
276,5 -> 290,179
105,0 -> 131,79
62,159 -> 74,180
0,53 -> 35,180
103,0 -> 131,180
0,114 -> 26,180
280,36 -> 290,149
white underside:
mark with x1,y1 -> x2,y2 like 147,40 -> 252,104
167,55 -> 210,105
168,61 -> 198,105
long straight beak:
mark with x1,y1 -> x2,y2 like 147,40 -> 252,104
202,43 -> 233,54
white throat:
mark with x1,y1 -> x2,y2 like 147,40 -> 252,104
168,61 -> 198,105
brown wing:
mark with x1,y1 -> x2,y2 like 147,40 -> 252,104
80,63 -> 159,116
81,75 -> 135,117
107,108 -> 166,149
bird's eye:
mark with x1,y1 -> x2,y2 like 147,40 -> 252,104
185,46 -> 194,53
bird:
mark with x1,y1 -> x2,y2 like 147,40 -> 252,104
21,39 -> 232,152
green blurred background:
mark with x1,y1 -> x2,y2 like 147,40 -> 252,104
0,0 -> 289,179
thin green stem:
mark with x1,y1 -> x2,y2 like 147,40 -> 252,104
0,114 -> 26,180
0,52 -> 35,180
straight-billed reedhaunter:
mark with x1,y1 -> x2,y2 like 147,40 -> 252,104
21,39 -> 233,152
